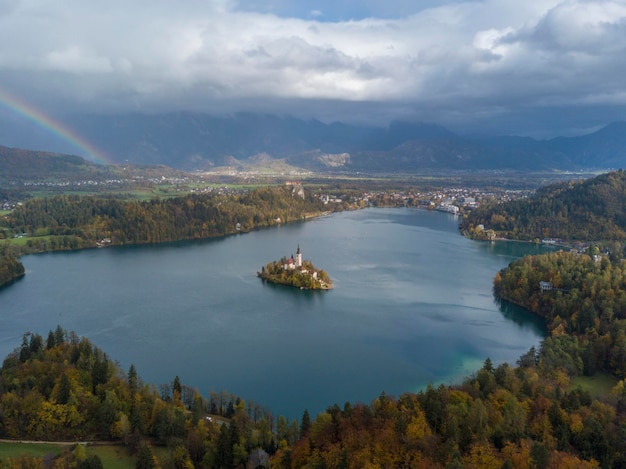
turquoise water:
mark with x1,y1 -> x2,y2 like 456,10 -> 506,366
0,208 -> 548,418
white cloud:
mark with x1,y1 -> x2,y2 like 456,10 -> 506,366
0,0 -> 624,134
46,46 -> 112,73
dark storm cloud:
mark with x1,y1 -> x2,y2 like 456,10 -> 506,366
0,0 -> 624,136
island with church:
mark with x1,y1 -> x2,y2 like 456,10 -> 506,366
257,245 -> 333,290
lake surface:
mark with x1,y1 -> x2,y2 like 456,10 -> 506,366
0,208 -> 549,418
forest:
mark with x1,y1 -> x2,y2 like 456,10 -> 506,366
0,327 -> 293,469
0,186 -> 328,249
494,250 -> 626,379
0,185 -> 331,288
461,170 -> 626,243
0,252 -> 24,288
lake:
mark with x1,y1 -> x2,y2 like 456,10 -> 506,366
0,208 -> 549,418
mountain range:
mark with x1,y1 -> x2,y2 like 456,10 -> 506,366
3,112 -> 626,173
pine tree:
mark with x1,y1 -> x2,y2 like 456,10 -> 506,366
300,409 -> 311,438
136,443 -> 157,469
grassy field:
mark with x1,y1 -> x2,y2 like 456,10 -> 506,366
0,442 -> 64,460
88,445 -> 135,469
2,235 -> 57,247
0,442 -> 136,468
2,236 -> 30,247
568,372 -> 619,398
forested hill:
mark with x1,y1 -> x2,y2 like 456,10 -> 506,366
0,145 -> 111,182
0,186 -> 329,252
462,170 -> 626,241
494,250 -> 626,377
0,327 -> 281,468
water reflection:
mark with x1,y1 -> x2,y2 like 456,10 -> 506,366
496,296 -> 547,336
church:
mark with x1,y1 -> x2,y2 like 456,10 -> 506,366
282,245 -> 318,278
259,244 -> 330,289
283,245 -> 303,271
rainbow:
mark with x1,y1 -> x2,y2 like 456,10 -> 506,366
0,88 -> 112,165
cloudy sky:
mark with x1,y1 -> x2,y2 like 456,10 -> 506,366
1,0 -> 626,137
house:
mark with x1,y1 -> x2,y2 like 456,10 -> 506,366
540,281 -> 553,292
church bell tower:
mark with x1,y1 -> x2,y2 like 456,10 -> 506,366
296,245 -> 302,268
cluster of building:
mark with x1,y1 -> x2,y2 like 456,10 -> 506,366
21,175 -> 192,188
339,187 -> 532,213
1,201 -> 19,211
188,186 -> 244,195
319,194 -> 343,204
282,245 -> 319,279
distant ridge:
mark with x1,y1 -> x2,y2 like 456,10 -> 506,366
4,113 -> 626,173
546,121 -> 626,168
0,145 -> 100,180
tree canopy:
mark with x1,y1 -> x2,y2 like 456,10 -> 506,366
462,170 -> 626,242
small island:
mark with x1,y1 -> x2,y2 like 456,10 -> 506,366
258,245 -> 332,290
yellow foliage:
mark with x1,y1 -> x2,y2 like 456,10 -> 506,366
110,413 -> 130,440
310,411 -> 332,442
551,323 -> 567,336
405,413 -> 432,442
553,369 -> 570,388
448,389 -> 472,406
611,379 -> 625,398
27,400 -> 84,439
550,451 -> 600,468
589,400 -> 616,426
568,413 -> 584,434
501,440 -> 532,469
462,441 -> 501,469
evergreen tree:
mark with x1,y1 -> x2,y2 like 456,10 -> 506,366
173,375 -> 182,402
79,455 -> 104,469
216,424 -> 234,468
54,325 -> 66,346
128,364 -> 138,395
46,330 -> 56,350
300,409 -> 311,438
136,443 -> 157,469
57,373 -> 72,405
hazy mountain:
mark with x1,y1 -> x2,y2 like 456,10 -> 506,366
71,113 -> 625,171
545,121 -> 626,168
69,112 -> 378,169
12,113 -> 626,173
